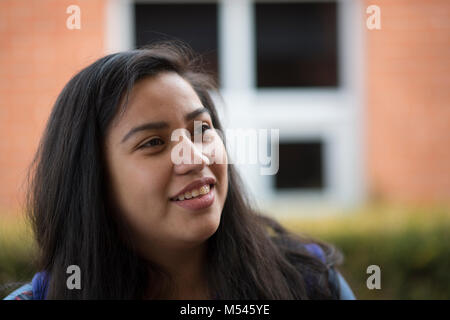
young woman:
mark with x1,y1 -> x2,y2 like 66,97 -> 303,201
4,42 -> 355,300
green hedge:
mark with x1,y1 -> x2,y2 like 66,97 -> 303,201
0,216 -> 37,298
313,223 -> 450,299
280,204 -> 450,299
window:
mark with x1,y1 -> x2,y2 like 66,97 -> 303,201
255,2 -> 338,88
275,141 -> 324,189
134,3 -> 219,82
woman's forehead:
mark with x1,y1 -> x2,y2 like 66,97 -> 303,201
132,72 -> 199,105
110,73 -> 203,125
106,73 -> 209,145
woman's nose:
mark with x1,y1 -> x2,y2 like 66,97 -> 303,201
172,134 -> 211,175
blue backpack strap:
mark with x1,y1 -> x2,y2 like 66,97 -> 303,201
304,243 -> 326,263
303,243 -> 342,299
304,243 -> 356,299
31,271 -> 50,300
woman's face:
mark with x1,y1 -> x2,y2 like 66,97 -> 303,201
104,71 -> 228,255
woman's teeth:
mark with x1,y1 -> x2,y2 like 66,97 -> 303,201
175,184 -> 211,201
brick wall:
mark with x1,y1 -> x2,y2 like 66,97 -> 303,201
365,0 -> 450,204
0,0 -> 106,213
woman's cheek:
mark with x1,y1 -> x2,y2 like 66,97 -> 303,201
116,160 -> 157,211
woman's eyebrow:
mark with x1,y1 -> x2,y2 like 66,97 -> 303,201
120,107 -> 210,144
185,107 -> 210,122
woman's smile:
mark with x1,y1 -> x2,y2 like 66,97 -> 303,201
169,176 -> 216,200
169,176 -> 218,211
171,183 -> 215,211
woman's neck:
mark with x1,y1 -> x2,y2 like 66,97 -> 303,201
143,241 -> 211,299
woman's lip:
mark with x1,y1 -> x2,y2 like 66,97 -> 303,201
171,185 -> 215,211
170,177 -> 216,200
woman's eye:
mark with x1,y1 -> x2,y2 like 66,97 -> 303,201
201,123 -> 215,143
202,123 -> 211,133
141,138 -> 164,149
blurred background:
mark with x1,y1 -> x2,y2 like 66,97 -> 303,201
0,0 -> 449,299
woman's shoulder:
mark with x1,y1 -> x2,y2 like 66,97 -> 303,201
3,283 -> 33,300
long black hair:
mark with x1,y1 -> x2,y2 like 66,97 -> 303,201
26,41 -> 343,299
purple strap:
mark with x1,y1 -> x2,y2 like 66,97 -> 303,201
304,243 -> 326,263
31,271 -> 49,300
302,243 -> 327,295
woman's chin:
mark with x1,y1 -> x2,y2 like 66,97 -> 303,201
176,218 -> 220,246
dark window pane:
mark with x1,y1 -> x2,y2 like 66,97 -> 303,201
275,142 -> 324,189
255,2 -> 338,88
134,3 -> 219,82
